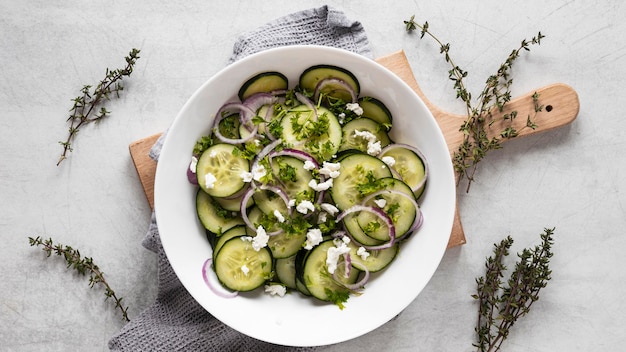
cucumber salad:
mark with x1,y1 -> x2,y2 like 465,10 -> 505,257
188,65 -> 428,309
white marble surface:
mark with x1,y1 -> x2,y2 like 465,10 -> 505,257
1,1 -> 624,351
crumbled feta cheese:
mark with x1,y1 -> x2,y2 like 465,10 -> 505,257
346,102 -> 364,116
189,156 -> 198,174
251,164 -> 267,182
319,161 -> 341,178
240,171 -> 253,183
288,199 -> 296,208
251,226 -> 269,251
341,235 -> 350,245
273,209 -> 285,223
326,241 -> 351,274
367,140 -> 382,156
296,200 -> 315,214
317,212 -> 328,224
353,130 -> 377,143
303,160 -> 317,171
304,228 -> 323,250
241,265 -> 250,275
308,178 -> 333,191
338,112 -> 346,124
374,198 -> 387,208
320,203 -> 339,216
264,284 -> 287,297
357,246 -> 370,261
382,156 -> 396,167
204,173 -> 217,189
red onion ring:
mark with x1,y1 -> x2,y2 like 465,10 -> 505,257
212,102 -> 259,144
333,257 -> 370,291
362,188 -> 423,240
314,77 -> 358,103
295,92 -> 318,120
202,258 -> 238,298
337,205 -> 396,250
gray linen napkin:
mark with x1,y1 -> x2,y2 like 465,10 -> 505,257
108,5 -> 372,352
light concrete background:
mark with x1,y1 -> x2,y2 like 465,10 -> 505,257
1,1 -> 624,351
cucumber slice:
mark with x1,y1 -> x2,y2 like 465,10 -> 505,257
213,236 -> 273,292
246,205 -> 307,259
380,146 -> 427,198
213,225 -> 247,260
299,65 -> 360,100
358,97 -> 393,128
238,71 -> 288,101
275,255 -> 298,289
196,144 -> 249,198
357,177 -> 417,241
298,240 -> 360,304
196,189 -> 243,235
330,153 -> 393,210
269,156 -> 314,199
348,241 -> 399,273
338,117 -> 392,153
343,213 -> 385,246
280,105 -> 342,161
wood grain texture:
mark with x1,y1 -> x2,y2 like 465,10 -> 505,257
129,50 -> 579,249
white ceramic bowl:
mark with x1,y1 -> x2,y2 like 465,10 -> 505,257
154,45 -> 456,347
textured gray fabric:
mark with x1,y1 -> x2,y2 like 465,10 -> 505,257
109,5 -> 371,351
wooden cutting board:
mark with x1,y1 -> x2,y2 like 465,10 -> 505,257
129,50 -> 579,248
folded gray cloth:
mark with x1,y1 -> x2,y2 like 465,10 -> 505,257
109,5 -> 371,352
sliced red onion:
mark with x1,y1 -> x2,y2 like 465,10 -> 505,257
337,205 -> 396,250
202,258 -> 238,298
379,143 -> 429,194
269,148 -> 319,168
314,77 -> 358,103
295,92 -> 318,120
333,257 -> 370,291
187,158 -> 198,185
362,189 -> 423,240
212,102 -> 259,144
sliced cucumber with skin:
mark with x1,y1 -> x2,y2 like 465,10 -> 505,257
338,117 -> 392,153
280,105 -> 342,161
330,153 -> 393,210
357,177 -> 417,241
196,189 -> 243,235
298,240 -> 361,304
380,146 -> 427,199
213,236 -> 273,292
348,241 -> 399,273
196,143 -> 249,198
299,65 -> 360,101
238,71 -> 288,101
213,225 -> 247,260
358,97 -> 392,128
275,255 -> 298,289
343,213 -> 385,247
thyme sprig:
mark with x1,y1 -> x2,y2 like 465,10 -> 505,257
472,228 -> 554,351
404,16 -> 545,191
28,236 -> 130,322
57,48 -> 141,166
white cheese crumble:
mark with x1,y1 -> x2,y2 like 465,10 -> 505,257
296,200 -> 315,214
317,212 -> 328,224
303,160 -> 317,171
288,199 -> 296,208
367,140 -> 382,156
346,102 -> 364,116
320,203 -> 339,216
319,161 -> 341,178
241,264 -> 250,276
251,226 -> 269,251
273,209 -> 285,223
189,156 -> 198,174
264,284 -> 287,297
382,155 -> 396,167
251,164 -> 267,182
374,198 -> 387,208
240,171 -> 253,183
353,130 -> 382,156
326,240 -> 351,274
204,173 -> 217,189
308,178 -> 333,191
357,246 -> 370,261
304,228 -> 323,250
